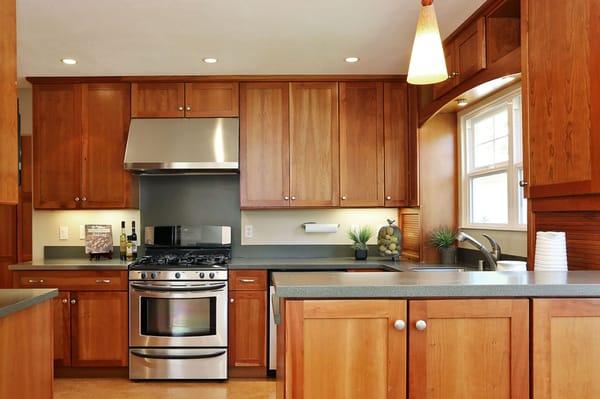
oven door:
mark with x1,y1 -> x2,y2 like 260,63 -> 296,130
130,281 -> 227,348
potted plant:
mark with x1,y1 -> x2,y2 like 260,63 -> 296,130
429,226 -> 458,265
348,226 -> 373,260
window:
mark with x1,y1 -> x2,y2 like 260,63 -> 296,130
460,86 -> 526,230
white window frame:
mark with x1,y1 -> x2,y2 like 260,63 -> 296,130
459,84 -> 526,232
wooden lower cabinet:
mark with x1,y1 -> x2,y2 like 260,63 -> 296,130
533,299 -> 600,398
283,299 -> 407,399
409,299 -> 529,398
53,291 -> 72,366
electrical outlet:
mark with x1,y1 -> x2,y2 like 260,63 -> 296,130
80,225 -> 86,240
244,225 -> 254,239
59,226 -> 69,240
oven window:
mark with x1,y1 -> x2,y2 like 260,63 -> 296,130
141,297 -> 216,337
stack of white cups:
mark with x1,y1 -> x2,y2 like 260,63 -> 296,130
534,232 -> 568,271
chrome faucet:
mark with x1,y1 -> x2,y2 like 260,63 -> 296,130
456,232 -> 502,271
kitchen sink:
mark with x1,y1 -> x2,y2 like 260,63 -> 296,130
409,266 -> 465,272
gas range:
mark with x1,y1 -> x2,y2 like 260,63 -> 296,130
128,252 -> 230,281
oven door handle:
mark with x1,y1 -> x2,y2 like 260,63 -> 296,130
130,349 -> 226,360
130,282 -> 226,292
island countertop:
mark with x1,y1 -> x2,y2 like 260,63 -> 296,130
0,289 -> 58,318
272,270 -> 600,298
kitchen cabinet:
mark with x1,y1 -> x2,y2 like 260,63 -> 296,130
409,299 -> 529,398
131,82 -> 239,118
522,0 -> 599,199
0,205 -> 17,288
17,136 -> 32,262
533,299 -> 600,398
0,0 -> 18,205
240,82 -> 290,208
339,82 -> 385,207
228,270 -> 268,376
384,82 -> 409,207
289,82 -> 339,207
33,83 -> 137,209
431,45 -> 457,99
282,299 -> 406,399
13,270 -> 129,368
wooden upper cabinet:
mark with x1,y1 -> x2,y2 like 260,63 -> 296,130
289,82 -> 339,207
384,82 -> 409,207
533,299 -> 600,398
228,290 -> 267,368
522,0 -> 599,198
432,44 -> 456,99
240,82 -> 290,208
409,299 -> 529,399
131,82 -> 185,117
0,0 -> 17,205
185,82 -> 239,117
81,83 -> 135,208
284,300 -> 406,399
33,84 -> 82,209
454,17 -> 486,84
70,291 -> 128,367
53,292 -> 71,367
339,82 -> 385,207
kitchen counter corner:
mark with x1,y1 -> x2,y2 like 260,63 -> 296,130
0,289 -> 58,318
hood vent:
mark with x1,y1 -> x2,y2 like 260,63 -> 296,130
124,118 -> 239,174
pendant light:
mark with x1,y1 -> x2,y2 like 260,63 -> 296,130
407,0 -> 448,85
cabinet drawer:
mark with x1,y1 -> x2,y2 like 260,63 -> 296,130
229,270 -> 267,291
13,271 -> 127,291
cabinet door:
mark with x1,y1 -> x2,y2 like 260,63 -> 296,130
17,136 -> 32,262
289,82 -> 339,207
533,299 -> 600,398
455,17 -> 486,83
240,82 -> 290,208
81,83 -> 135,209
70,291 -> 128,366
53,291 -> 71,367
228,290 -> 267,368
0,204 -> 17,288
131,82 -> 184,117
0,0 -> 17,205
339,82 -> 385,207
284,300 -> 406,399
185,82 -> 239,117
522,0 -> 599,198
384,82 -> 409,207
431,44 -> 456,99
33,84 -> 82,209
409,299 -> 529,399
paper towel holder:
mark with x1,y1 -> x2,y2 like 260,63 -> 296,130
302,222 -> 340,233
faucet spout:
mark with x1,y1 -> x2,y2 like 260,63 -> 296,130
456,232 -> 497,271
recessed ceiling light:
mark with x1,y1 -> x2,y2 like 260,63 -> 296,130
203,57 -> 218,64
345,57 -> 359,63
456,98 -> 468,107
61,58 -> 77,65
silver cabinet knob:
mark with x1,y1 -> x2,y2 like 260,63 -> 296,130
284,196 -> 290,200
75,197 -> 80,202
291,196 -> 296,201
341,196 -> 347,200
62,298 -> 68,304
386,196 -> 392,200
186,106 -> 191,111
70,299 -> 77,305
393,320 -> 406,331
451,72 -> 460,78
229,298 -> 235,303
81,196 -> 87,202
519,180 -> 529,187
415,320 -> 427,331
178,106 -> 184,111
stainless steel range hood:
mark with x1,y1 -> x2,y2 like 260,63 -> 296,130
124,118 -> 239,174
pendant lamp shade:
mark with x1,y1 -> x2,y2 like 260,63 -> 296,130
407,2 -> 448,85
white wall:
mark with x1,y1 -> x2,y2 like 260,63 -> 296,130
241,208 -> 398,246
458,228 -> 527,257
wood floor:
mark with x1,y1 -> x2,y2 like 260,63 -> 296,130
54,378 -> 276,399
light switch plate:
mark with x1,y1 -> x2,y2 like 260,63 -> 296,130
244,225 -> 254,239
80,225 -> 85,240
59,226 -> 69,240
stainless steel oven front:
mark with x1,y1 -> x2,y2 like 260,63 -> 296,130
129,280 -> 228,348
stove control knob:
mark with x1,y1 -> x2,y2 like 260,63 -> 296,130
140,272 -> 147,280
209,272 -> 215,279
199,272 -> 205,279
175,272 -> 181,279
151,272 -> 158,279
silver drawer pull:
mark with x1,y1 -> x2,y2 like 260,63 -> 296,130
240,278 -> 256,283
95,279 -> 111,284
28,279 -> 45,283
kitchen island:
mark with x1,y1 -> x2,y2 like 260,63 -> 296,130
0,289 -> 57,399
273,271 -> 600,399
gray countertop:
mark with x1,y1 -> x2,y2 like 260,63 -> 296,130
9,258 -> 130,271
272,270 -> 600,298
0,289 -> 58,318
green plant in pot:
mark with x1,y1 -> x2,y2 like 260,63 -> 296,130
429,226 -> 458,265
348,226 -> 373,261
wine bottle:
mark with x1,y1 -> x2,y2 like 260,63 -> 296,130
131,221 -> 138,259
119,221 -> 127,261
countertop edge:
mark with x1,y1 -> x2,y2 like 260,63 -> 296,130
0,289 -> 59,318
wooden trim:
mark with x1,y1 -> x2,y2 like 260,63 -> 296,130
228,366 -> 267,378
27,75 -> 408,84
529,180 -> 593,199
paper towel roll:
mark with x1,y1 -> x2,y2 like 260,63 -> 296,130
303,223 -> 339,233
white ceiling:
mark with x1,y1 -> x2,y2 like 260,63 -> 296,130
17,0 -> 486,80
